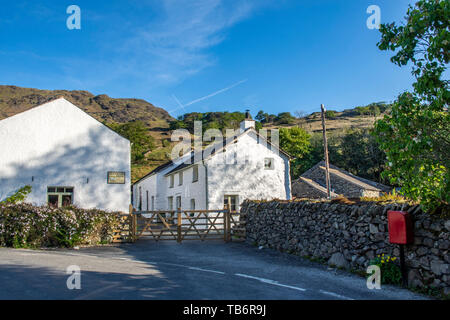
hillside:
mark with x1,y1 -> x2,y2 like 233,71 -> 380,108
0,85 -> 174,126
0,85 -> 388,182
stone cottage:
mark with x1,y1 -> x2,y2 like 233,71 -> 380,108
292,161 -> 391,199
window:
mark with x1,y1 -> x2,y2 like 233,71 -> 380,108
264,158 -> 274,170
224,195 -> 238,212
190,199 -> 196,217
47,187 -> 74,208
146,191 -> 149,211
151,196 -> 155,211
169,175 -> 174,188
178,172 -> 183,186
176,196 -> 182,210
192,165 -> 199,182
168,196 -> 173,210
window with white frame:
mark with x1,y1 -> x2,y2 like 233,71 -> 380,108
169,175 -> 174,188
223,195 -> 238,212
168,196 -> 173,210
192,165 -> 199,182
179,172 -> 183,186
176,196 -> 182,210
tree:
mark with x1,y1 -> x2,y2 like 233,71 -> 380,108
276,112 -> 295,125
337,129 -> 387,184
279,127 -> 311,178
374,0 -> 449,213
108,121 -> 156,163
255,110 -> 266,123
294,110 -> 307,119
325,110 -> 337,119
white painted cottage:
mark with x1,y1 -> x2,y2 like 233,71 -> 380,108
0,98 -> 131,212
132,118 -> 292,212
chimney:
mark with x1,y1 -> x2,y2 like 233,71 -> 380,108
240,109 -> 255,132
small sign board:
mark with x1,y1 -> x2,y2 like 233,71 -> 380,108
107,171 -> 126,184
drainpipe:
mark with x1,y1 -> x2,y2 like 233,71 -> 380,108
203,160 -> 209,210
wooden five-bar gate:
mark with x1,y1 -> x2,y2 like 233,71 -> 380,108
113,205 -> 245,243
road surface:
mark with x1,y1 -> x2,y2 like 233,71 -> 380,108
0,240 -> 429,300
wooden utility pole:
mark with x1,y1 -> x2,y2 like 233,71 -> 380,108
321,104 -> 332,199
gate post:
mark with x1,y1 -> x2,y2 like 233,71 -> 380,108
224,204 -> 231,242
129,204 -> 136,243
177,208 -> 182,243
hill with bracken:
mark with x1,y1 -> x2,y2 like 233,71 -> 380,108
0,85 -> 389,182
0,85 -> 174,125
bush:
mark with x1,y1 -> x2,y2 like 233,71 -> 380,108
369,254 -> 402,285
0,203 -> 125,248
325,110 -> 337,119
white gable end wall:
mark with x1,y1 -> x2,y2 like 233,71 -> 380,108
132,129 -> 291,212
206,130 -> 291,210
0,98 -> 131,212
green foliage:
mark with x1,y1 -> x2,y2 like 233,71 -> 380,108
334,129 -> 387,183
325,110 -> 337,119
0,203 -> 124,248
374,0 -> 449,213
377,0 -> 449,104
2,186 -> 32,204
279,127 -> 311,177
108,121 -> 156,163
354,103 -> 385,116
169,111 -> 263,134
374,94 -> 449,212
294,129 -> 388,183
369,254 -> 402,285
275,112 -> 295,125
255,110 -> 266,122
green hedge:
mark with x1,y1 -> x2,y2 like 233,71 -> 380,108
0,203 -> 125,248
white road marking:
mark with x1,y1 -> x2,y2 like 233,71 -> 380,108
188,267 -> 225,275
74,283 -> 120,300
319,290 -> 354,300
156,262 -> 226,275
235,273 -> 306,292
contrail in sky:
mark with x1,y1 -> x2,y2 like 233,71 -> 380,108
183,79 -> 248,107
169,79 -> 248,115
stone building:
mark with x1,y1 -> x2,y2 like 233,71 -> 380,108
292,161 -> 391,199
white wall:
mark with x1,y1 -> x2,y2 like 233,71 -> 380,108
164,164 -> 207,211
206,131 -> 291,210
133,129 -> 291,212
133,161 -> 207,211
0,98 -> 131,212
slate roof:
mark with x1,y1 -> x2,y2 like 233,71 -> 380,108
293,160 -> 391,198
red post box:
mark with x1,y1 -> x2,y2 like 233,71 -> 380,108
387,210 -> 414,244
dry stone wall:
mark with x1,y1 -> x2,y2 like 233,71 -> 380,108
241,200 -> 450,294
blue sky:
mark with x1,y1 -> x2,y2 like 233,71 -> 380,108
0,0 -> 416,118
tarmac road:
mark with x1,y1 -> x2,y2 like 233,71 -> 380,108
0,240 -> 429,300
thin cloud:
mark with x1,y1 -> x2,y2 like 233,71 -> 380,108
186,79 -> 248,107
124,0 -> 265,84
168,79 -> 248,115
